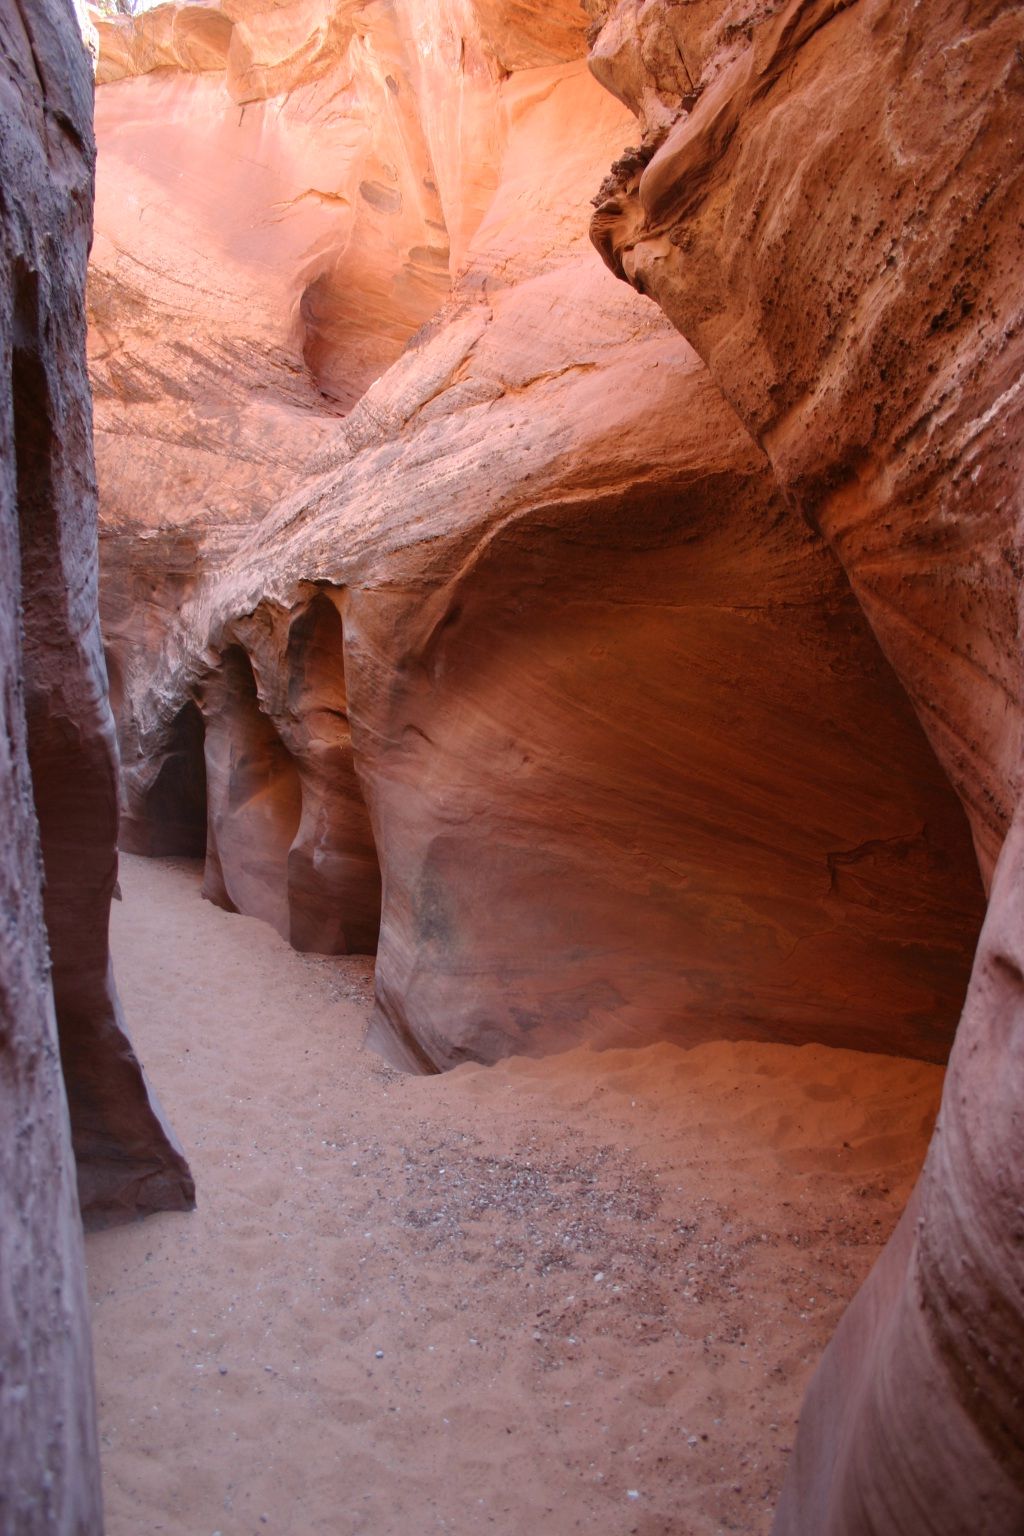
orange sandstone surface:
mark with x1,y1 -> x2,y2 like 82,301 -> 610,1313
588,1 -> 1024,1530
94,0 -> 984,1073
69,0 -> 1024,1533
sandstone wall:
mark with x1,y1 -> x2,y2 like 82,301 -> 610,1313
586,0 -> 1024,1528
590,0 -> 1023,885
2,3 -> 102,1528
90,1 -> 1022,1528
1,1 -> 194,1236
100,20 -> 985,1069
90,0 -> 610,788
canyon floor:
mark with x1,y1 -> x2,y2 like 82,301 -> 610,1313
86,856 -> 944,1536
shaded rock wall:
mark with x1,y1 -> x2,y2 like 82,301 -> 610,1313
771,822 -> 1024,1536
0,0 -> 193,1240
591,0 -> 1023,885
197,620 -> 382,954
586,0 -> 1024,1529
101,32 -> 984,1067
1,0 -> 187,1526
342,370 -> 982,1071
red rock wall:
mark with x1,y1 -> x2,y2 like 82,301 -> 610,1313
89,0 -> 586,821
109,69 -> 985,1077
99,13 -> 986,1073
90,4 -> 1021,1524
2,3 -> 100,1528
586,0 -> 1024,1527
772,825 -> 1024,1536
341,363 -> 983,1071
590,0 -> 1023,885
0,0 -> 194,1241
198,618 -> 381,954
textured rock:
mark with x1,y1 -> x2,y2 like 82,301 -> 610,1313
0,0 -> 172,1528
90,0 -> 592,770
0,0 -> 193,1242
88,0 -> 453,550
772,820 -> 1024,1536
586,0 -> 1024,1528
197,617 -> 381,953
103,34 -> 984,1069
93,4 -> 1020,1523
88,0 -> 605,571
590,0 -> 1023,886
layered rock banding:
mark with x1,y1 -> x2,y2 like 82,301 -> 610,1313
3,0 -> 1015,1526
586,0 -> 1024,1529
589,0 -> 1023,885
95,4 -> 985,1072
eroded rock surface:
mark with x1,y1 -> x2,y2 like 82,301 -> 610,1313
91,0 -> 1022,1528
100,14 -> 984,1069
1,0 -> 193,1238
91,0 -> 610,785
590,0 -> 1023,885
87,0 -> 601,567
586,0 -> 1024,1528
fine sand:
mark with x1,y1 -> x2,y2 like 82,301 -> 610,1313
87,855 -> 944,1536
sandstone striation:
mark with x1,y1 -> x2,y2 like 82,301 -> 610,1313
98,8 -> 985,1073
590,0 -> 1023,886
587,0 -> 1024,1529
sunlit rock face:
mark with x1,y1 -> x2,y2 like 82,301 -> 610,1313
587,1 -> 1024,1530
98,11 -> 984,1069
88,0 -> 598,541
90,0 -> 600,810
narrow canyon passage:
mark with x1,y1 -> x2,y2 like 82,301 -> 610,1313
88,857 -> 944,1536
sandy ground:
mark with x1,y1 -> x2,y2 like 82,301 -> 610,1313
87,856 -> 944,1536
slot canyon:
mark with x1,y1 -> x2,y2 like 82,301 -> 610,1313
0,0 -> 1021,1532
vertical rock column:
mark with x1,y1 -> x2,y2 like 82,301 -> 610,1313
1,0 -> 193,1236
1,3 -> 102,1529
197,599 -> 381,957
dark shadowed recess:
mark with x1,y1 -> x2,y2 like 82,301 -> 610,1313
121,699 -> 208,858
200,642 -> 302,935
